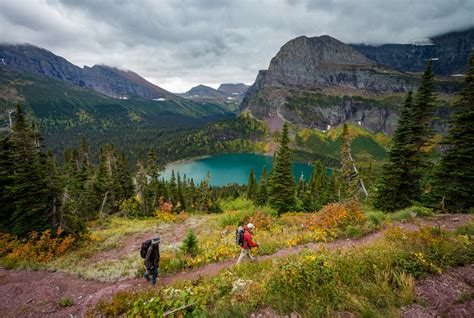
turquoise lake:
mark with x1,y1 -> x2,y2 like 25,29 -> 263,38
160,153 -> 314,186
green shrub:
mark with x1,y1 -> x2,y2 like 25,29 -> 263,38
59,297 -> 73,307
221,197 -> 256,212
181,230 -> 199,257
391,206 -> 433,221
218,210 -> 254,227
456,222 -> 474,236
365,210 -> 386,226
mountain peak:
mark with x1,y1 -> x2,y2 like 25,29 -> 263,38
271,34 -> 374,72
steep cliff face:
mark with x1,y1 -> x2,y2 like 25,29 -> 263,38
0,44 -> 172,100
351,28 -> 474,75
241,34 -> 460,135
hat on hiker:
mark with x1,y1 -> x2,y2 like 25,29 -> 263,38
151,236 -> 160,245
247,223 -> 255,230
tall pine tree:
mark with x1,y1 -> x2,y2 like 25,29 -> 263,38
268,123 -> 295,215
427,56 -> 474,212
374,61 -> 436,211
246,168 -> 257,201
7,104 -> 54,235
255,166 -> 268,206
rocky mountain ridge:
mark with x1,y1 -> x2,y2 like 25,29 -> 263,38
0,44 -> 173,100
241,33 -> 464,135
179,83 -> 249,112
351,27 -> 474,76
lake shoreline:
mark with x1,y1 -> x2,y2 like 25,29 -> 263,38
159,153 -> 314,186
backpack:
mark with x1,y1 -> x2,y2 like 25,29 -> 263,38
236,226 -> 245,246
140,239 -> 152,259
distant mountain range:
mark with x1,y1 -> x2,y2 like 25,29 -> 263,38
241,28 -> 472,135
178,83 -> 249,112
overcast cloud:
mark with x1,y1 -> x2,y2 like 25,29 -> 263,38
0,0 -> 473,92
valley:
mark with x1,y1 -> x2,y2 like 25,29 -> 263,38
0,6 -> 473,317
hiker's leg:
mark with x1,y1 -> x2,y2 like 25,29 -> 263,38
236,249 -> 247,264
144,268 -> 150,281
152,266 -> 158,285
248,249 -> 256,262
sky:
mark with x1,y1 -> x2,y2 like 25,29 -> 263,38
0,0 -> 473,93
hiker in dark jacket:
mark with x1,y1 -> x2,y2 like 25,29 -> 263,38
144,236 -> 160,285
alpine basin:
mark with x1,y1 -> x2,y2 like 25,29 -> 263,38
160,153 -> 314,186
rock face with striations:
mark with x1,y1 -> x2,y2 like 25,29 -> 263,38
0,44 -> 172,100
351,28 -> 474,76
241,34 -> 460,134
241,35 -> 414,134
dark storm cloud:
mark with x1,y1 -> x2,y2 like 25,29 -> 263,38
0,0 -> 473,92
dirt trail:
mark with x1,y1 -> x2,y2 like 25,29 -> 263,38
87,220 -> 197,264
402,264 -> 474,317
0,214 -> 471,317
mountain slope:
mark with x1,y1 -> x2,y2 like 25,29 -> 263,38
241,34 -> 461,135
0,65 -> 233,160
0,44 -> 174,100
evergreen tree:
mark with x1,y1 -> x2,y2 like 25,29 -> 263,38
374,92 -> 418,210
296,174 -> 306,199
80,135 -> 90,168
181,229 -> 198,256
268,123 -> 295,215
96,144 -> 119,216
135,161 -> 149,214
44,151 -> 63,228
303,160 -> 329,211
145,150 -> 160,212
0,135 -> 15,232
375,61 -> 436,211
427,56 -> 474,212
7,104 -> 53,235
176,172 -> 186,212
255,166 -> 268,206
189,178 -> 197,209
246,168 -> 257,201
197,172 -> 212,212
168,170 -> 177,205
116,152 -> 134,201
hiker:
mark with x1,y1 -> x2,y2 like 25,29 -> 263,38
143,236 -> 160,285
236,223 -> 259,264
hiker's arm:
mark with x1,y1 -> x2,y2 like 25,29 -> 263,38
145,246 -> 153,269
246,233 -> 258,248
153,248 -> 159,267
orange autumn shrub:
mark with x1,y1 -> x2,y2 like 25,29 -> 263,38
158,196 -> 174,213
0,228 -> 75,264
279,213 -> 315,230
313,201 -> 365,230
245,211 -> 274,230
